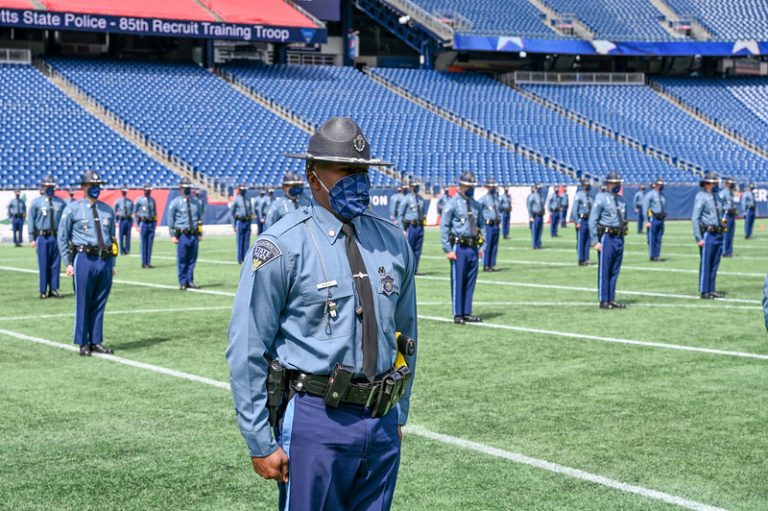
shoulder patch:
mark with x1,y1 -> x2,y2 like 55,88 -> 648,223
252,238 -> 282,271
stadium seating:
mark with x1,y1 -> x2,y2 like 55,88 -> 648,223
371,68 -> 684,183
223,64 -> 571,186
541,0 -> 676,40
523,83 -> 768,182
0,64 -> 176,190
43,0 -> 215,21
664,0 -> 768,40
656,77 -> 768,150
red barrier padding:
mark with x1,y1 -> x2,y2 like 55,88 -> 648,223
42,0 -> 215,21
203,0 -> 316,27
0,0 -> 35,8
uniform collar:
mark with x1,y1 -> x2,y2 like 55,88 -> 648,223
310,199 -> 344,245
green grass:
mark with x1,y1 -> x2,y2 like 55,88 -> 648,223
1,221 -> 766,510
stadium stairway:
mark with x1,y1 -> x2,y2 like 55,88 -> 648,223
647,79 -> 768,160
525,0 -> 594,39
35,59 -> 225,199
647,0 -> 710,40
364,68 -> 586,183
505,78 -> 704,180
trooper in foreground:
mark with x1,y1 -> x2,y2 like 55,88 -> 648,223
693,172 -> 725,299
571,178 -> 593,266
643,178 -> 667,262
28,175 -> 66,299
589,172 -> 628,310
226,117 -> 417,511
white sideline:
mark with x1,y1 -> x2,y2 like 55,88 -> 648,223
418,315 -> 768,361
0,306 -> 232,322
0,327 -> 730,511
417,301 -> 759,310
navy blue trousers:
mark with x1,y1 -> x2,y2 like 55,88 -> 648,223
140,222 -> 155,266
745,209 -> 756,239
177,233 -> 199,286
118,219 -> 132,255
235,220 -> 252,264
276,393 -> 400,511
36,234 -> 60,294
502,211 -> 510,238
576,218 -> 591,263
483,224 -> 500,268
73,253 -> 113,346
560,209 -> 567,227
406,224 -> 424,273
257,219 -> 265,235
11,218 -> 23,245
531,215 -> 543,248
649,218 -> 664,259
597,233 -> 624,303
723,215 -> 735,256
550,211 -> 560,236
699,232 -> 723,294
450,244 -> 478,317
636,209 -> 644,234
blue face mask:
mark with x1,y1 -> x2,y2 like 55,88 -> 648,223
712,185 -> 720,193
463,187 -> 475,198
611,185 -> 621,194
45,187 -> 55,197
288,186 -> 303,198
183,187 -> 192,196
489,188 -> 497,195
87,186 -> 101,199
585,185 -> 592,192
413,186 -> 420,194
315,171 -> 370,221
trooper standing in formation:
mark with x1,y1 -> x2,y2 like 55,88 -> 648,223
693,172 -> 725,299
500,186 -> 512,239
643,178 -> 667,262
28,175 -> 66,299
389,184 -> 406,225
589,172 -> 627,310
547,188 -> 562,238
231,184 -> 254,265
252,188 -> 268,235
743,182 -> 756,239
58,171 -> 117,357
436,186 -> 450,218
479,177 -> 502,272
527,183 -> 544,249
134,183 -> 157,269
168,177 -> 203,290
65,188 -> 76,204
571,178 -> 593,266
7,188 -> 26,247
264,173 -> 306,230
114,186 -> 134,256
633,185 -> 646,235
719,177 -> 737,257
559,185 -> 569,229
441,171 -> 485,325
227,117 -> 416,511
398,177 -> 426,274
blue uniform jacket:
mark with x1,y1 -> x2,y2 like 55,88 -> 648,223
57,199 -> 117,267
397,193 -> 425,225
439,195 -> 487,253
226,200 -> 418,457
389,192 -> 404,221
527,192 -> 543,217
230,194 -> 253,227
499,193 -> 511,213
547,194 -> 561,212
436,194 -> 450,215
570,190 -> 593,221
114,197 -> 134,218
559,193 -> 569,210
691,191 -> 722,242
28,195 -> 66,237
719,189 -> 735,211
167,195 -> 203,232
134,196 -> 157,223
8,198 -> 26,217
633,191 -> 645,209
742,190 -> 755,209
588,192 -> 627,241
479,192 -> 501,223
265,195 -> 308,230
642,190 -> 666,217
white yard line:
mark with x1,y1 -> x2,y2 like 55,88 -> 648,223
417,301 -> 759,310
0,327 -> 731,511
0,306 -> 232,322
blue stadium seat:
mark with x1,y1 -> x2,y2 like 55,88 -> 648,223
665,0 -> 768,40
542,0 -> 677,40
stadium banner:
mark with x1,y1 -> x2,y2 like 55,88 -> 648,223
293,0 -> 341,22
454,34 -> 768,57
0,8 -> 327,44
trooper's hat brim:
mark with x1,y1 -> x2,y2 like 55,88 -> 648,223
283,152 -> 394,167
81,178 -> 107,185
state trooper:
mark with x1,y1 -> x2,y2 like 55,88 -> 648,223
440,171 -> 486,325
526,183 -> 544,249
252,188 -> 268,235
436,187 -> 450,217
65,188 -> 76,204
547,188 -> 562,237
479,177 -> 502,272
389,184 -> 406,225
28,175 -> 66,299
264,173 -> 307,230
719,178 -> 737,257
134,183 -> 157,269
633,185 -> 646,234
194,185 -> 207,221
114,186 -> 134,256
570,178 -> 593,266
7,188 -> 26,247
227,117 -> 417,511
168,177 -> 203,290
643,178 -> 667,262
589,172 -> 628,310
397,177 -> 426,274
693,172 -> 725,299
559,185 -> 569,228
58,171 -> 117,357
500,186 -> 512,239
231,184 -> 254,265
743,182 -> 756,239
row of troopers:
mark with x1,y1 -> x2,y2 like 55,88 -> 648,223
112,183 -> 162,268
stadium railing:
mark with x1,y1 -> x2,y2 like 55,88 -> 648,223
0,49 -> 31,65
509,71 -> 645,85
383,0 -> 455,42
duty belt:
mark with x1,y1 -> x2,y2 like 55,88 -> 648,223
74,245 -> 113,258
486,219 -> 500,226
117,216 -> 132,221
579,214 -> 589,219
726,209 -> 737,216
175,228 -> 197,235
701,224 -> 724,234
11,214 -> 24,218
449,234 -> 480,247
551,208 -> 561,213
747,206 -> 756,211
38,230 -> 56,237
235,216 -> 252,222
404,220 -> 424,228
598,225 -> 626,237
532,212 -> 544,217
140,217 -> 156,223
652,212 -> 667,220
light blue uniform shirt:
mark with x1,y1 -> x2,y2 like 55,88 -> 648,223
691,190 -> 722,242
397,193 -> 425,225
389,192 -> 404,221
226,200 -> 418,457
264,195 -> 308,230
230,194 -> 253,228
28,194 -> 66,237
719,189 -> 735,212
499,193 -> 511,213
57,199 -> 117,267
196,194 -> 206,219
479,192 -> 501,223
588,192 -> 627,241
642,190 -> 666,217
439,195 -> 487,253
436,194 -> 450,215
547,194 -> 561,212
251,196 -> 268,219
570,190 -> 593,221
134,196 -> 157,222
559,193 -> 569,210
633,191 -> 645,209
743,190 -> 755,209
167,195 -> 202,232
114,197 -> 134,218
527,192 -> 543,217
8,197 -> 25,217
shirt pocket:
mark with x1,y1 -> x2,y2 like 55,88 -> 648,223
299,279 -> 356,341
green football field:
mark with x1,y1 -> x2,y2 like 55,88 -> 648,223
1,220 -> 766,511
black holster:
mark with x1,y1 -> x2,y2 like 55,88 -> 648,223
266,359 -> 288,428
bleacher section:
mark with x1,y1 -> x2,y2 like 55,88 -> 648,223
524,83 -> 768,182
665,0 -> 768,40
542,0 -> 676,41
656,77 -> 768,150
45,58 -> 320,188
0,64 -> 176,189
224,64 -> 569,186
372,68 -> 682,183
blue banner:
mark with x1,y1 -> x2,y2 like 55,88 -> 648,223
0,8 -> 327,44
293,0 -> 340,22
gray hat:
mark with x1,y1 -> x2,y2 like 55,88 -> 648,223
282,172 -> 304,186
458,171 -> 477,186
179,177 -> 192,187
749,182 -> 756,189
701,172 -> 719,185
238,183 -> 248,190
485,177 -> 497,187
532,182 -> 541,191
580,178 -> 590,187
81,170 -> 107,185
284,117 -> 393,167
143,182 -> 152,191
408,177 -> 422,187
654,177 -> 665,187
605,171 -> 622,184
41,175 -> 57,188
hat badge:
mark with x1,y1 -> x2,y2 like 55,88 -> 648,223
353,135 -> 366,153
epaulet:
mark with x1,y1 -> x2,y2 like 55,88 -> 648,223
266,207 -> 312,236
361,209 -> 400,234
